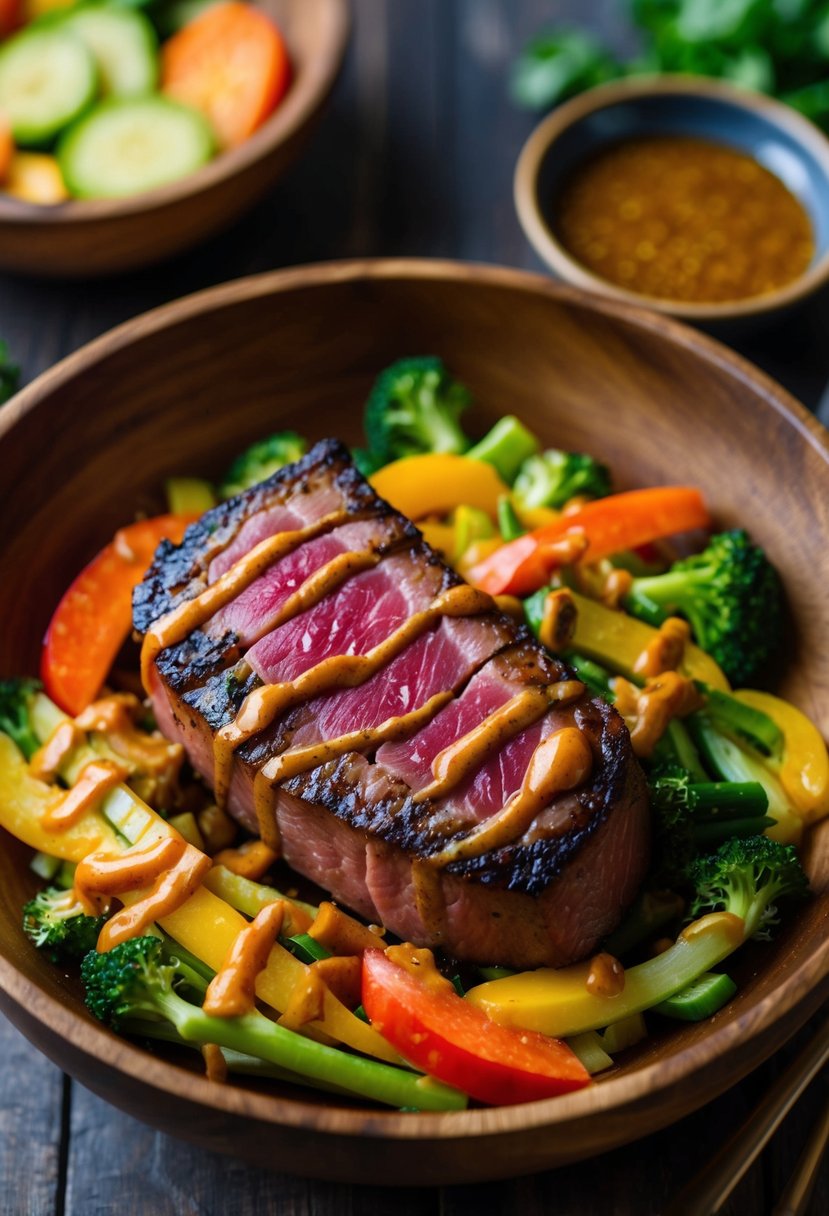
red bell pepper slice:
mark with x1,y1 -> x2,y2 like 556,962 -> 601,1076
41,514 -> 195,716
469,486 -> 711,597
362,949 -> 590,1105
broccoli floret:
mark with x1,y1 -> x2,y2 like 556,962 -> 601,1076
687,836 -> 808,941
512,449 -> 611,510
648,761 -> 773,888
23,887 -> 107,963
0,678 -> 41,760
81,937 -> 465,1110
362,357 -> 470,464
0,338 -> 19,407
625,530 -> 784,686
219,432 -> 308,499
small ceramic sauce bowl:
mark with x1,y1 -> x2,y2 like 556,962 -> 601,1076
514,75 -> 829,327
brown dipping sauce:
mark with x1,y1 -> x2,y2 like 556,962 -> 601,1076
554,135 -> 814,303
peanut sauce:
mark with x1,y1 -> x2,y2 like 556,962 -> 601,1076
212,582 -> 494,806
538,588 -> 578,652
633,617 -> 691,679
203,900 -> 285,1018
555,135 -> 814,304
140,508 -> 356,689
40,758 -> 129,832
30,720 -> 84,782
308,901 -> 386,955
74,835 -> 184,915
251,690 -> 455,849
201,1043 -> 228,1083
96,843 -> 211,951
429,726 -> 594,865
212,839 -> 279,880
413,680 -> 583,803
384,943 -> 455,995
613,671 -> 703,758
585,951 -> 625,997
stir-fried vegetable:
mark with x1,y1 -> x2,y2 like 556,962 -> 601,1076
469,487 -> 711,596
41,513 -> 195,716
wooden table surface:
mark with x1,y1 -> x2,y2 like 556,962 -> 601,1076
1,2 -> 827,1212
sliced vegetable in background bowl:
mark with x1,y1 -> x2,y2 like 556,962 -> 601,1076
0,0 -> 292,202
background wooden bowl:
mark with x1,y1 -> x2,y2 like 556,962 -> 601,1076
0,260 -> 827,1184
0,0 -> 349,277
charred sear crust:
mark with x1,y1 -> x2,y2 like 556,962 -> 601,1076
139,437 -> 647,900
282,697 -> 633,897
134,438 -> 381,634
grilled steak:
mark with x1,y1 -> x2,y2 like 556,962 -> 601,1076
136,439 -> 649,968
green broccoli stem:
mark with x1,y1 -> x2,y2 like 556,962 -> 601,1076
153,988 -> 466,1111
692,817 -> 776,846
465,416 -> 540,483
603,889 -> 684,959
696,684 -> 783,758
625,568 -> 702,625
121,1020 -> 368,1099
685,781 -> 770,818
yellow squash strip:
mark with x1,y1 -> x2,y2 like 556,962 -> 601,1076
735,690 -> 829,824
370,454 -> 509,520
465,912 -> 744,1037
570,591 -> 730,690
0,731 -> 399,1064
0,735 -> 120,861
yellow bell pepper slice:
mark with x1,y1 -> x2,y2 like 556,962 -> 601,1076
370,454 -> 509,520
417,519 -> 455,558
735,690 -> 829,824
0,734 -> 121,861
570,591 -> 730,691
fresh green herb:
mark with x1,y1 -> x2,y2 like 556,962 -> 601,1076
514,1 -> 829,128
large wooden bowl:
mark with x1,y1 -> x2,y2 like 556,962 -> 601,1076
0,0 -> 349,277
1,261 -> 827,1184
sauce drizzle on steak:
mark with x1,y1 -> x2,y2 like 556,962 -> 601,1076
135,439 -> 650,968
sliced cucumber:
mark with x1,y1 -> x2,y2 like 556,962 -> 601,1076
0,28 -> 97,145
59,97 -> 214,199
63,7 -> 159,97
652,971 -> 737,1022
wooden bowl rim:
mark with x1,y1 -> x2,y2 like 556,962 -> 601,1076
514,74 -> 829,322
0,0 -> 350,226
2,256 -> 829,1141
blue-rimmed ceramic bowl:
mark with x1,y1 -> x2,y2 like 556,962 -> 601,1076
514,75 -> 829,326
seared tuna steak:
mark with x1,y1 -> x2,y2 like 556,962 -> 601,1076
136,439 -> 649,968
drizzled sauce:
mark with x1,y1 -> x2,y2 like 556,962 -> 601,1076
140,508 -> 357,687
74,835 -> 184,914
633,616 -> 691,679
429,726 -> 594,865
213,582 -> 493,807
141,516 -> 597,891
41,759 -> 128,832
613,670 -> 703,757
413,680 -> 583,803
97,843 -> 211,951
203,900 -> 285,1018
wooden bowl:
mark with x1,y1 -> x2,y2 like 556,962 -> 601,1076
514,76 -> 829,328
1,260 -> 828,1184
0,0 -> 349,277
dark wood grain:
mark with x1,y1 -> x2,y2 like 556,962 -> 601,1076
1,1 -> 829,1212
0,1019 -> 65,1216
